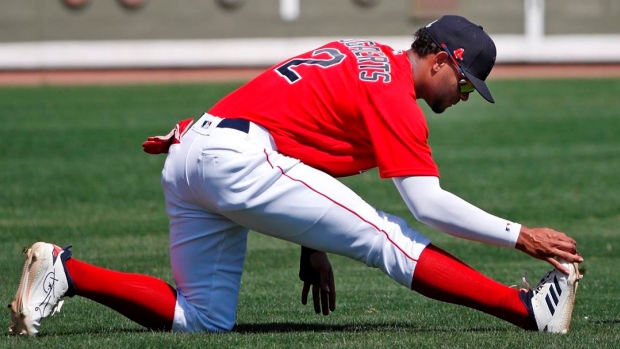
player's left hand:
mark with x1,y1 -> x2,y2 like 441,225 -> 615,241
299,246 -> 336,315
515,225 -> 584,274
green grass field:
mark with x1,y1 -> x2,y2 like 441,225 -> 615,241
1,78 -> 619,348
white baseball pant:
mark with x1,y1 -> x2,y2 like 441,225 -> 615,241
163,113 -> 431,332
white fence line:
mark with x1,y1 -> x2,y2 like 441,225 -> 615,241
3,0 -> 619,69
1,35 -> 619,70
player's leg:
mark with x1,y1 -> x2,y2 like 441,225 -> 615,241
58,128 -> 249,334
243,147 -> 580,332
8,223 -> 245,335
224,158 -> 533,328
412,244 -> 581,333
190,117 -> 536,329
8,242 -> 179,336
160,125 -> 249,332
48,215 -> 247,334
411,244 -> 532,328
8,119 -> 248,336
167,214 -> 248,332
64,255 -> 178,330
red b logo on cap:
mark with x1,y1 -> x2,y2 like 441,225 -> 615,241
453,48 -> 465,61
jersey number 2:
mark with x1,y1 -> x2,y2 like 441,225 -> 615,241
275,48 -> 345,84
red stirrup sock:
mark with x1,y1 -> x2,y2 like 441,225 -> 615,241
411,244 -> 534,329
64,258 -> 177,331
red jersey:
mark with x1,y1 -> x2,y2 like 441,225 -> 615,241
209,40 -> 439,178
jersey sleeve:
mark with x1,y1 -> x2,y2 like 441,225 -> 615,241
361,74 -> 439,178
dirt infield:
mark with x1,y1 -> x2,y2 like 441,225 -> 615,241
1,64 -> 619,86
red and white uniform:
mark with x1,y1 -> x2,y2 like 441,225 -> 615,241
210,40 -> 438,178
162,40 -> 519,333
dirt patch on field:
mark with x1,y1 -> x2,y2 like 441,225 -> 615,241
1,64 -> 619,86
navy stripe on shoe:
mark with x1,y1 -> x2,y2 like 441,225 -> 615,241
549,285 -> 559,305
545,294 -> 556,315
553,275 -> 562,296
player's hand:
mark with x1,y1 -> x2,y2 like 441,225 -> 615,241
299,246 -> 336,315
515,225 -> 584,274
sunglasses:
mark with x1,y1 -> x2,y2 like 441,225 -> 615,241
441,43 -> 476,94
458,79 -> 475,94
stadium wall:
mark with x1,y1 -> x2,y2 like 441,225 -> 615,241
1,0 -> 619,69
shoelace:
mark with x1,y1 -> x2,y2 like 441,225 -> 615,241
510,271 -> 532,291
510,270 -> 554,293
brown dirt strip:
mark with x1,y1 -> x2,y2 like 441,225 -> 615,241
0,64 -> 619,86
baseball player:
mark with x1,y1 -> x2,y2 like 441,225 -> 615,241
9,15 -> 583,336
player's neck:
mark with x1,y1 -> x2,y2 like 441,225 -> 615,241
407,49 -> 428,100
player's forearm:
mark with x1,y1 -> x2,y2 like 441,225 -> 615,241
393,176 -> 520,248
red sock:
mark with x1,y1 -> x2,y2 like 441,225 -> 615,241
65,258 -> 177,331
411,244 -> 533,329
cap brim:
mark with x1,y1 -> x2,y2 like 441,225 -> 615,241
463,70 -> 494,103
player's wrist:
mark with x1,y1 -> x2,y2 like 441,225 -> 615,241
301,245 -> 319,258
505,222 -> 524,248
299,246 -> 320,283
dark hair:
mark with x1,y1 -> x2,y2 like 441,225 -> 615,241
410,27 -> 441,58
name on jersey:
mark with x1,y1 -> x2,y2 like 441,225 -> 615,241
339,39 -> 391,83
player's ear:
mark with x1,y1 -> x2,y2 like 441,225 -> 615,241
434,51 -> 449,71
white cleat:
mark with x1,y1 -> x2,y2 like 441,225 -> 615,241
8,242 -> 75,337
521,260 -> 582,333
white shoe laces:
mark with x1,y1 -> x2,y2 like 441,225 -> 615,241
510,271 -> 532,290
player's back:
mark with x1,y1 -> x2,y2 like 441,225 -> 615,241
209,40 -> 418,177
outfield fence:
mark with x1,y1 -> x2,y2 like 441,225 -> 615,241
0,0 -> 619,70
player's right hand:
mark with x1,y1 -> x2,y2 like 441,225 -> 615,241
515,225 -> 584,274
299,247 -> 336,315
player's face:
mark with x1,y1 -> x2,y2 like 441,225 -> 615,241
429,62 -> 473,114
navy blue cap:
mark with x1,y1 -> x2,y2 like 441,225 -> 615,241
426,15 -> 497,103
